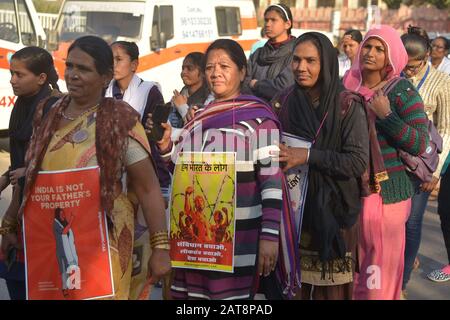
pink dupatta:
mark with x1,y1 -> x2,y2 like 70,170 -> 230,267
343,26 -> 409,298
343,25 -> 408,101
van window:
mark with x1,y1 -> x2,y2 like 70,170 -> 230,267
0,0 -> 19,43
17,0 -> 37,45
59,1 -> 145,42
215,7 -> 241,36
151,5 -> 174,49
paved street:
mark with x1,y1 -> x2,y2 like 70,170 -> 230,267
407,199 -> 450,299
0,136 -> 448,300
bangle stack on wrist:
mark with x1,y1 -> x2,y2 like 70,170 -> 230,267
150,230 -> 170,250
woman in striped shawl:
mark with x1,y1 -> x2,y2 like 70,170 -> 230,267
147,39 -> 300,300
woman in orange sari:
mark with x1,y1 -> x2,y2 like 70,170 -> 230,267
20,36 -> 171,299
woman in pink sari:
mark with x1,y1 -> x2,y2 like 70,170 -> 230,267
343,25 -> 429,300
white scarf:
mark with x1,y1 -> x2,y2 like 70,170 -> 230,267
105,74 -> 161,120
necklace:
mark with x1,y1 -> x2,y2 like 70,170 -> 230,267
62,104 -> 99,121
368,81 -> 383,90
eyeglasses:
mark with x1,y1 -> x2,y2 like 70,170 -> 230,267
432,44 -> 446,50
404,60 -> 426,73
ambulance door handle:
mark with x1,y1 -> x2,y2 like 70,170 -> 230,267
175,49 -> 181,54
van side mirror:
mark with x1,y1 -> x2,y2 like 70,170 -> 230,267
159,32 -> 167,49
47,30 -> 59,51
150,35 -> 159,51
150,31 -> 167,52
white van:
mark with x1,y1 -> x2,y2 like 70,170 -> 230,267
0,0 -> 47,131
49,0 -> 259,100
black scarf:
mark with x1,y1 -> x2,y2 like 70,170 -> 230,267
255,36 -> 296,79
9,85 -> 51,171
286,33 -> 361,262
186,83 -> 210,108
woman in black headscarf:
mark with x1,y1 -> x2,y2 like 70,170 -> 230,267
273,32 -> 369,300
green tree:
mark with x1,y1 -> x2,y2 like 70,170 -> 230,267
383,0 -> 403,8
401,0 -> 450,8
428,0 -> 450,9
32,0 -> 62,13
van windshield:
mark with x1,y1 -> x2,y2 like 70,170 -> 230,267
58,1 -> 144,42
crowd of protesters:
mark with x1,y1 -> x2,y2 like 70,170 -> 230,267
0,2 -> 449,301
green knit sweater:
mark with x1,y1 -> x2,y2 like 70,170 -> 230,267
376,79 -> 429,204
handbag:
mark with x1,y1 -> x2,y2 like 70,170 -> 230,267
398,120 -> 443,182
382,77 -> 443,183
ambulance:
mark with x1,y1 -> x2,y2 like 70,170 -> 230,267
48,0 -> 260,100
0,0 -> 47,131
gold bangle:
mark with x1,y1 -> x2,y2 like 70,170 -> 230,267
150,231 -> 168,243
150,234 -> 169,239
151,238 -> 169,244
150,230 -> 168,238
150,236 -> 169,242
151,239 -> 170,246
151,240 -> 170,247
151,236 -> 169,242
152,243 -> 170,250
150,234 -> 169,248
150,240 -> 169,248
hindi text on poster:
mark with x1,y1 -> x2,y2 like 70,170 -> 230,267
169,152 -> 236,273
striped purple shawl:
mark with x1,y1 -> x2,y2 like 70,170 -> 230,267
182,95 -> 301,298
